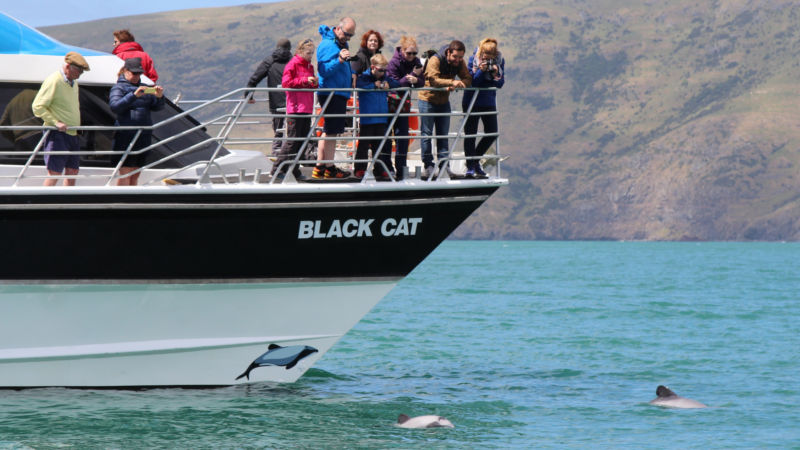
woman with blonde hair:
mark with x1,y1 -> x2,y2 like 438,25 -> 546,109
462,37 -> 504,178
386,36 -> 424,178
272,39 -> 318,180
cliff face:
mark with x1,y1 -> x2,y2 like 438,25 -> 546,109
45,0 -> 800,240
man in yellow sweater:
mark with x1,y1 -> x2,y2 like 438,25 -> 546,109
32,51 -> 90,186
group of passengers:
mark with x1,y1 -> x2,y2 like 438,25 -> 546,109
31,17 -> 504,186
32,29 -> 164,186
247,16 -> 506,181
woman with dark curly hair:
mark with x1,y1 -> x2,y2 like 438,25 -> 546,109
350,29 -> 384,86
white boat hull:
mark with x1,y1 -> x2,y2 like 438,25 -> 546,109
0,280 -> 396,387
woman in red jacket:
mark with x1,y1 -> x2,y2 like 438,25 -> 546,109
112,29 -> 159,83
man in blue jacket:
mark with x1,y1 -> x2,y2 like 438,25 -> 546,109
313,17 -> 356,179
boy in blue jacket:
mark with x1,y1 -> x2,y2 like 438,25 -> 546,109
354,54 -> 399,179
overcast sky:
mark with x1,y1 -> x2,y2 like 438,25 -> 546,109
4,1 -> 281,27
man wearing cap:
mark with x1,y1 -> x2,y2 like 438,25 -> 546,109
32,51 -> 90,186
245,38 -> 292,155
109,57 -> 165,186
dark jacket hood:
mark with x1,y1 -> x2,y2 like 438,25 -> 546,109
272,46 -> 292,63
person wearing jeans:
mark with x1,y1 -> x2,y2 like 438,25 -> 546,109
418,99 -> 451,171
417,40 -> 471,179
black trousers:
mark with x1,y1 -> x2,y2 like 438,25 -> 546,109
354,122 -> 393,174
273,114 -> 311,175
463,106 -> 498,170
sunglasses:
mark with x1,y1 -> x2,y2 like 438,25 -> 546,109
405,51 -> 418,56
342,30 -> 354,38
373,68 -> 386,72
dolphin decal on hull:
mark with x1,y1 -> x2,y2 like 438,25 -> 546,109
235,344 -> 318,380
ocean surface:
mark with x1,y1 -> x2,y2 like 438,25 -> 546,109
1,241 -> 798,448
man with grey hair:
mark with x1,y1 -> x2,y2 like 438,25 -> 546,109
312,17 -> 356,179
32,51 -> 90,186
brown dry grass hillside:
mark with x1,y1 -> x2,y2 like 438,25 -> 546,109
44,0 -> 800,240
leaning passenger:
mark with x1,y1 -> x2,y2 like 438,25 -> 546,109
462,38 -> 505,179
313,17 -> 356,179
108,58 -> 165,186
112,29 -> 158,83
350,29 -> 384,87
419,40 -> 472,179
354,54 -> 399,180
386,36 -> 424,179
31,51 -> 90,186
271,39 -> 318,181
244,38 -> 293,156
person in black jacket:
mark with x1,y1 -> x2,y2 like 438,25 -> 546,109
245,38 -> 292,155
108,57 -> 165,186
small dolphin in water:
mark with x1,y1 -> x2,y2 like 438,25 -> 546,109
396,414 -> 455,429
649,385 -> 707,409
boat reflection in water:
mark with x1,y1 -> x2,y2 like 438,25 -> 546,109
0,13 -> 507,387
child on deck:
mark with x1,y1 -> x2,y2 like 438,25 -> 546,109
272,39 -> 318,180
354,54 -> 399,179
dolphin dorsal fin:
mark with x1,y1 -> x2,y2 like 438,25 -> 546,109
656,385 -> 676,398
398,414 -> 410,424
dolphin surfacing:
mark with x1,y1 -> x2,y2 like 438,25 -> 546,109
396,414 -> 455,429
649,385 -> 707,409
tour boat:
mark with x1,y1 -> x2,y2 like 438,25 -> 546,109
0,13 -> 506,387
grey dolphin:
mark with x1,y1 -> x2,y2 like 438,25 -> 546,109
649,385 -> 707,409
396,414 -> 455,429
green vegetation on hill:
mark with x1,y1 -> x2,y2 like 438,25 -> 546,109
43,0 -> 800,240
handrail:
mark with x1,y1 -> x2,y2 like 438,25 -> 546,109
0,86 -> 503,186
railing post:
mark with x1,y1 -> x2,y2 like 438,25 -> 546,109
12,129 -> 50,187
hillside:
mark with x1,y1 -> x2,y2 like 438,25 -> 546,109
43,0 -> 800,240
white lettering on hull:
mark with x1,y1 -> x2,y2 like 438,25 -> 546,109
298,218 -> 422,239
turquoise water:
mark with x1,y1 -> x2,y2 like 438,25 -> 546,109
1,241 -> 798,448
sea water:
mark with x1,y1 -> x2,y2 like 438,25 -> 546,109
0,241 -> 798,448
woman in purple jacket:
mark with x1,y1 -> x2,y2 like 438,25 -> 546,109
386,36 -> 424,179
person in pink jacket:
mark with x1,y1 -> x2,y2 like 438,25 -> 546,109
272,39 -> 318,180
112,29 -> 158,83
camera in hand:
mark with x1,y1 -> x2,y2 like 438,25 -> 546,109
484,58 -> 498,78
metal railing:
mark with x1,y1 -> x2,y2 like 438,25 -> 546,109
0,86 -> 503,186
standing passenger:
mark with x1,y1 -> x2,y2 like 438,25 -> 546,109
386,36 -> 424,179
272,39 -> 318,181
31,51 -> 90,186
314,17 -> 356,179
245,38 -> 293,156
354,54 -> 399,179
462,38 -> 505,179
418,40 -> 471,179
350,30 -> 384,86
108,58 -> 165,186
112,29 -> 158,83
